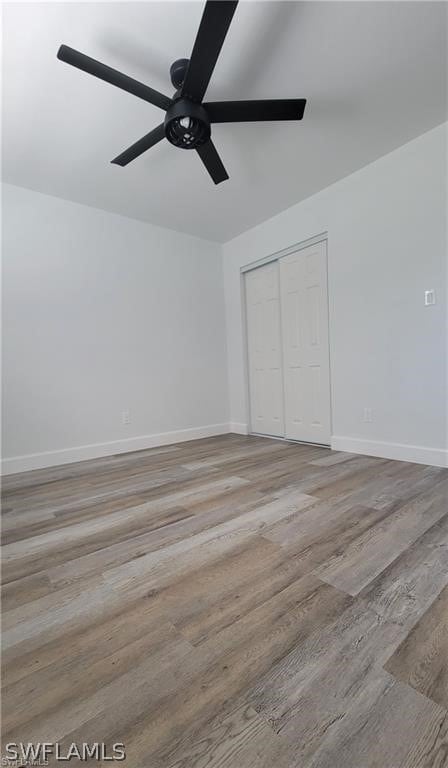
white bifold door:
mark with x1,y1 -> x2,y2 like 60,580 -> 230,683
245,240 -> 331,445
245,261 -> 285,437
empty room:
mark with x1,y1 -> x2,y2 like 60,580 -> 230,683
1,1 -> 447,766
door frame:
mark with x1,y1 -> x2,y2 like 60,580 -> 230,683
241,232 -> 333,445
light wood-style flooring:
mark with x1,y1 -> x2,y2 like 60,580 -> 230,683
2,434 -> 448,767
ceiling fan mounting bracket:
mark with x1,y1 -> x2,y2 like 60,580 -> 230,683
170,58 -> 190,90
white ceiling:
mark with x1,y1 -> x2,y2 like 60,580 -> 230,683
3,1 -> 447,242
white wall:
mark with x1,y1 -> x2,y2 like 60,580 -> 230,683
3,125 -> 447,474
2,184 -> 229,473
223,123 -> 447,467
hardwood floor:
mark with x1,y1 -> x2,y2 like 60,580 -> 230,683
2,434 -> 448,767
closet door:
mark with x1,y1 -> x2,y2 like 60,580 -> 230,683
279,241 -> 331,444
245,262 -> 285,437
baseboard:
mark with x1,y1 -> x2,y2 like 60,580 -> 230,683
331,436 -> 448,468
1,423 -> 230,475
4,427 -> 446,475
229,422 -> 249,435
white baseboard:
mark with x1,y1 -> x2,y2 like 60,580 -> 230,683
4,427 -> 446,475
229,422 -> 249,435
331,436 -> 448,468
1,423 -> 230,475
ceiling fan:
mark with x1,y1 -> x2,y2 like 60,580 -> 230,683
57,0 -> 306,185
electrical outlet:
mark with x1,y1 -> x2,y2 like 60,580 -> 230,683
424,289 -> 436,306
121,410 -> 131,425
363,408 -> 372,423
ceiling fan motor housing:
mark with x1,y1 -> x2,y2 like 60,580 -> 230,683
164,98 -> 211,149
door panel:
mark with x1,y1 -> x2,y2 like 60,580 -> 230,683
286,364 -> 305,426
279,241 -> 331,444
245,262 -> 285,437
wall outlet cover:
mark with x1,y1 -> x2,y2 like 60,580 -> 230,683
363,408 -> 373,423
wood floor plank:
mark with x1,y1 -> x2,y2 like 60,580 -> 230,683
306,671 -> 448,768
161,535 -> 304,645
2,618 -> 189,737
3,624 -> 193,746
2,435 -> 447,767
2,592 -> 172,688
150,701 -> 294,768
309,451 -> 359,467
384,585 -> 448,710
360,514 -> 448,627
315,484 -> 448,595
249,599 -> 406,763
263,499 -> 394,570
62,575 -> 351,766
2,504 -> 192,570
100,491 -> 317,594
45,485 -> 267,590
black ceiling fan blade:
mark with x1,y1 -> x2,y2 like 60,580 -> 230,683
111,124 -> 166,166
57,45 -> 172,111
196,140 -> 229,184
204,99 -> 307,123
182,1 -> 238,103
